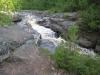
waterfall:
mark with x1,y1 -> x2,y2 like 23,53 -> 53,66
17,12 -> 95,56
17,13 -> 64,52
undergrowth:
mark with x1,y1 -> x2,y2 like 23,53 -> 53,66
53,44 -> 100,75
0,13 -> 11,27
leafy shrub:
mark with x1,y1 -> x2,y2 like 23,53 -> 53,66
11,0 -> 89,12
0,0 -> 14,26
0,0 -> 15,12
0,13 -> 11,26
80,5 -> 100,31
53,24 -> 100,75
53,44 -> 100,75
62,0 -> 88,12
67,25 -> 79,42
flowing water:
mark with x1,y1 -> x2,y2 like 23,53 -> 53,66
17,12 -> 64,52
16,12 -> 95,56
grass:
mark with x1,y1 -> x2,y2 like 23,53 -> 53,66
0,0 -> 100,74
0,0 -> 99,31
79,5 -> 100,32
53,43 -> 100,75
53,23 -> 100,75
0,13 -> 12,27
12,0 -> 89,12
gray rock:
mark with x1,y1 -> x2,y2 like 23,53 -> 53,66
50,24 -> 64,33
0,25 -> 35,62
97,40 -> 100,45
37,16 -> 76,36
95,40 -> 100,53
77,37 -> 94,48
95,45 -> 100,53
60,21 -> 76,29
63,12 -> 78,21
0,38 -> 20,62
0,25 -> 34,43
39,39 -> 56,53
12,14 -> 22,22
14,41 -> 38,59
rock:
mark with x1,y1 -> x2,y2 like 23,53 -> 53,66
0,25 -> 34,43
14,41 -> 38,59
95,45 -> 100,53
95,40 -> 100,53
12,14 -> 22,23
0,25 -> 35,62
51,13 -> 65,18
37,16 -> 76,36
77,37 -> 94,48
50,24 -> 64,33
39,39 -> 56,53
0,38 -> 20,62
64,12 -> 78,21
60,21 -> 76,29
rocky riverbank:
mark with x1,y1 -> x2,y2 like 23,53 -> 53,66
13,10 -> 100,53
0,10 -> 99,75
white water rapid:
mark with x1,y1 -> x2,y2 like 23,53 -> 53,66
17,12 -> 64,52
16,12 -> 95,56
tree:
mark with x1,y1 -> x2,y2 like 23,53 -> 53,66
0,0 -> 15,13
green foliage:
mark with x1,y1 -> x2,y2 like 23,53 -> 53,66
0,0 -> 15,26
16,0 -> 54,10
62,0 -> 88,12
80,5 -> 100,31
67,25 -> 78,42
0,0 -> 15,12
53,44 -> 100,75
11,0 -> 89,12
12,0 -> 21,11
0,13 -> 11,27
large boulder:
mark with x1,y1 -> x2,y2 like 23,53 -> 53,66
0,38 -> 20,62
63,12 -> 78,21
95,45 -> 100,53
95,40 -> 100,53
0,25 -> 34,43
14,40 -> 38,59
12,14 -> 22,23
0,25 -> 35,62
77,37 -> 95,48
37,17 -> 76,36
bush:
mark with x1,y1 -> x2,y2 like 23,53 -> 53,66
80,5 -> 100,31
53,44 -> 100,75
62,0 -> 88,12
0,13 -> 11,26
0,0 -> 15,12
67,25 -> 78,42
53,23 -> 100,75
11,0 -> 89,12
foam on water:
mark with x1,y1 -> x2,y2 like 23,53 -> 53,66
16,12 -> 95,55
26,15 -> 64,52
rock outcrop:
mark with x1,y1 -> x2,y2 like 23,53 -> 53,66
0,25 -> 34,62
12,11 -> 100,53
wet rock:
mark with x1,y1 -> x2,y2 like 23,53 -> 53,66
0,25 -> 34,43
0,24 -> 35,62
37,17 -> 76,35
77,37 -> 94,48
60,21 -> 76,29
0,38 -> 20,62
95,45 -> 100,53
95,40 -> 100,53
64,12 -> 78,21
12,14 -> 22,23
50,24 -> 64,33
14,41 -> 38,59
39,39 -> 56,53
